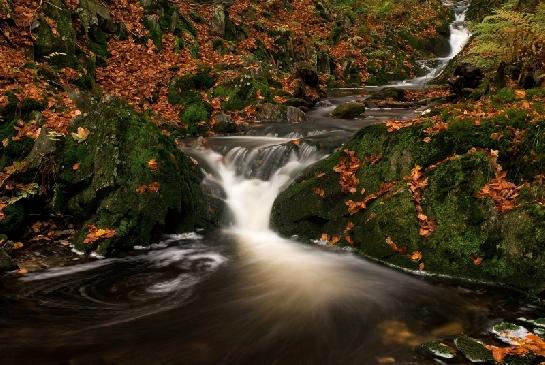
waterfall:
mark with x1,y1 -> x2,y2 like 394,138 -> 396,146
391,0 -> 471,86
194,137 -> 320,231
189,137 -> 433,320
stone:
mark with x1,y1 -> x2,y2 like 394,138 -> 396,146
418,341 -> 457,360
211,4 -> 226,36
454,335 -> 493,363
448,63 -> 485,96
0,248 -> 17,272
256,103 -> 305,123
55,99 -> 217,256
213,113 -> 237,134
368,87 -> 406,101
491,322 -> 528,344
331,102 -> 365,119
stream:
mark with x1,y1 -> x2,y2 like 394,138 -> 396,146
1,2 -> 542,364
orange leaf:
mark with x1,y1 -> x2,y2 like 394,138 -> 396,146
148,159 -> 158,171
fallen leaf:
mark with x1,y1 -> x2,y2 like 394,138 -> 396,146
410,251 -> 422,262
71,127 -> 90,143
12,242 -> 24,250
72,163 -> 80,170
148,159 -> 158,171
313,187 -> 325,198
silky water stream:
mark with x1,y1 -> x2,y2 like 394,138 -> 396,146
0,1 -> 542,364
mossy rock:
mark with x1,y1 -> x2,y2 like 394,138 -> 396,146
0,248 -> 17,272
55,99 -> 218,256
331,102 -> 365,119
272,119 -> 545,291
454,335 -> 493,363
33,0 -> 78,67
418,341 -> 457,360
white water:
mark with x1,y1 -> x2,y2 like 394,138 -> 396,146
391,0 -> 471,86
193,138 -> 432,318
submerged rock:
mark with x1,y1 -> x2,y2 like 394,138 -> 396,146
331,102 -> 365,119
454,335 -> 493,363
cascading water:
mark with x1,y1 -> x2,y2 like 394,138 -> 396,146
392,0 -> 471,86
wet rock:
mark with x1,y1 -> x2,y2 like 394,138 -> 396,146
368,88 -> 406,102
454,335 -> 493,363
0,248 -> 17,272
55,99 -> 217,256
448,63 -> 485,97
418,341 -> 457,360
285,98 -> 314,109
491,322 -> 528,344
213,113 -> 237,134
256,103 -> 305,123
331,102 -> 365,119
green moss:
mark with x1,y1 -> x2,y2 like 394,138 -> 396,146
454,335 -> 493,363
272,116 -> 545,290
56,99 -> 214,255
33,0 -> 78,67
182,102 -> 211,125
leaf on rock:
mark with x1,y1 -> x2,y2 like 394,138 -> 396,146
71,127 -> 90,143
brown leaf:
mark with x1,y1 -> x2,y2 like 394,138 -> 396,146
148,159 -> 158,171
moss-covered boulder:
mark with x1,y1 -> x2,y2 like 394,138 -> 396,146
272,117 -> 545,292
0,248 -> 17,272
54,99 -> 217,256
331,102 -> 365,119
256,103 -> 305,123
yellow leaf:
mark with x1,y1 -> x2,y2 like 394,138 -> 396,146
71,127 -> 90,143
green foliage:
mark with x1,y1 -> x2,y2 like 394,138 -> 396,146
493,87 -> 516,103
467,5 -> 545,71
182,102 -> 211,125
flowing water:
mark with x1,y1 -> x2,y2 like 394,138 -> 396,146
0,2 -> 541,364
391,0 -> 471,86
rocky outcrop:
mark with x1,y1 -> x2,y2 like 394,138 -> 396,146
0,99 -> 219,258
55,99 -> 218,255
272,117 -> 545,292
448,63 -> 485,97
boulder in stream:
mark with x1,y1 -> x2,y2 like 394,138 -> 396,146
256,103 -> 306,123
53,98 -> 218,256
331,102 -> 365,119
454,335 -> 493,363
0,248 -> 17,272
